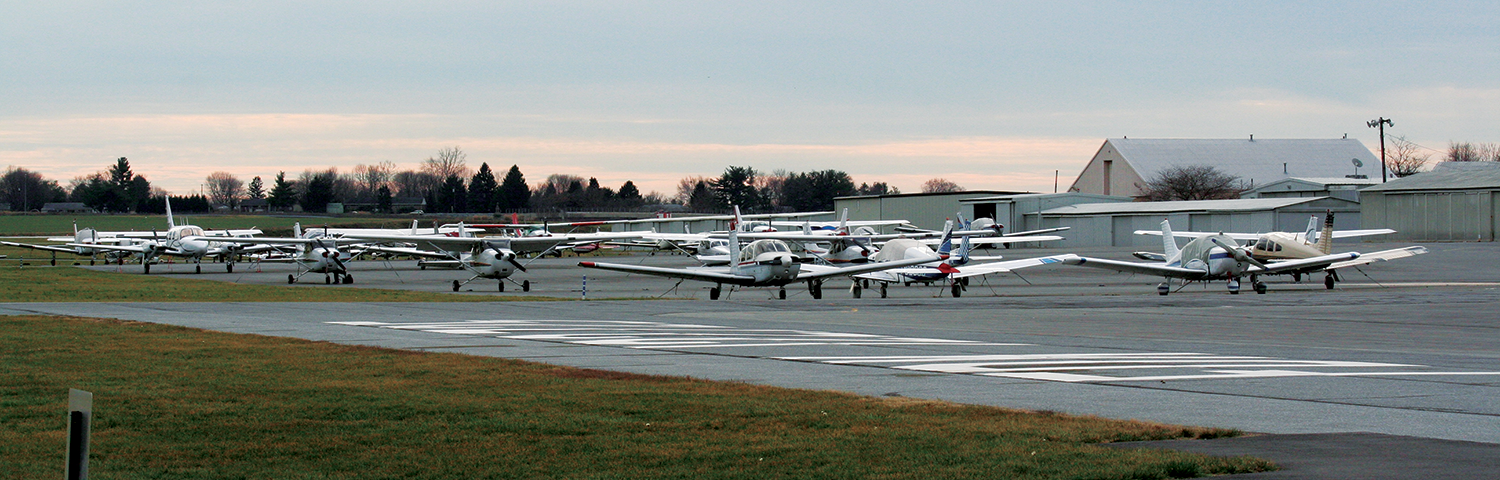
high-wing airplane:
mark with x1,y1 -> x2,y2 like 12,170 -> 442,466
209,224 -> 360,284
1131,212 -> 1425,284
577,228 -> 942,300
895,212 -> 1071,241
1063,219 -> 1360,295
341,227 -> 643,292
66,198 -> 264,273
300,220 -> 482,239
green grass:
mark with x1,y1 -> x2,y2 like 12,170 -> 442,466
0,265 -> 551,302
0,315 -> 1274,479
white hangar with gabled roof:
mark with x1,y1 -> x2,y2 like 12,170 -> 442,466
1068,138 -> 1387,198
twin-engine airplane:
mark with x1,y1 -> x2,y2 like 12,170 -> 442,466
62,198 -> 263,273
1063,219 -> 1360,295
578,229 -> 940,300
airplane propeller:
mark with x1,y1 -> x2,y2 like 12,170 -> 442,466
1210,237 -> 1268,270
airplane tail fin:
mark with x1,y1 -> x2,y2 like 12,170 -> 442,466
293,222 -> 303,238
1303,215 -> 1318,242
954,234 -> 972,265
730,205 -> 742,232
936,220 -> 956,257
1160,219 -> 1181,261
726,229 -> 741,269
165,196 -> 176,229
1317,211 -> 1335,254
956,211 -> 969,230
839,208 -> 849,234
410,219 -> 418,234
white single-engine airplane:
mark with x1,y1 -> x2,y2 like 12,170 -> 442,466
577,229 -> 941,300
854,227 -> 1077,298
1063,219 -> 1360,295
343,227 -> 643,292
210,224 -> 360,284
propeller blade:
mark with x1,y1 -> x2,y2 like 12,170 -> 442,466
1210,237 -> 1268,269
505,253 -> 527,272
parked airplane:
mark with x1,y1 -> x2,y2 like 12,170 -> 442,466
577,228 -> 941,300
1063,219 -> 1360,295
210,224 -> 359,284
1131,213 -> 1425,284
895,212 -> 1071,240
1,224 -> 144,265
342,227 -> 643,291
67,198 -> 264,273
852,225 -> 1076,297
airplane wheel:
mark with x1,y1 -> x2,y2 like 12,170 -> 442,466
1254,282 -> 1267,294
343,274 -> 353,284
880,283 -> 888,298
195,264 -> 202,274
709,287 -> 721,300
1325,275 -> 1335,290
1293,273 -> 1302,283
420,265 -> 426,270
143,264 -> 151,274
288,274 -> 296,284
325,275 -> 332,284
498,282 -> 505,292
1157,283 -> 1169,296
51,259 -> 57,266
522,280 -> 531,292
453,280 -> 461,292
951,283 -> 962,298
851,284 -> 862,299
778,288 -> 786,300
226,264 -> 233,273
89,259 -> 95,266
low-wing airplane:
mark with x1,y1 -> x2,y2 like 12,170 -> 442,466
1131,212 -> 1426,284
1063,219 -> 1360,295
895,212 -> 1071,241
577,229 -> 941,300
341,227 -> 643,292
66,198 -> 264,274
852,225 -> 1075,297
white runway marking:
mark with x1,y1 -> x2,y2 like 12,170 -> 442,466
331,319 -> 1011,349
332,320 -> 1500,383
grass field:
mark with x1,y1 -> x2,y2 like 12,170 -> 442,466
0,315 -> 1274,479
0,264 -> 546,302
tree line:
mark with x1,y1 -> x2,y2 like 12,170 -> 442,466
2,147 -> 953,215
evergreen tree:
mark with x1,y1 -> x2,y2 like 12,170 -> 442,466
436,174 -> 467,213
267,171 -> 299,211
498,165 -> 529,211
617,181 -> 642,208
710,166 -> 765,212
246,176 -> 266,199
377,185 -> 393,213
300,172 -> 336,213
468,163 -> 498,213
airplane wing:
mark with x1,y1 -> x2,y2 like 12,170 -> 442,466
1327,246 -> 1427,270
1250,252 -> 1362,274
949,254 -> 1080,279
1004,226 -> 1071,237
65,242 -> 153,255
2,240 -> 85,254
917,235 -> 1064,247
576,261 -> 757,285
1134,230 -> 1260,241
1062,256 -> 1211,279
796,254 -> 942,281
1329,229 -> 1397,239
358,244 -> 458,260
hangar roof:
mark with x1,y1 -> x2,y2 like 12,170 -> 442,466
1362,162 -> 1500,192
1040,197 -> 1348,216
1107,138 -> 1383,186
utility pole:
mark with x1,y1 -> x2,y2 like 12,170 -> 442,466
1367,117 -> 1393,182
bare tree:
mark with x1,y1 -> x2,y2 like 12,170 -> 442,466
675,175 -> 709,204
350,161 -> 396,202
422,146 -> 469,180
921,178 -> 964,193
1386,135 -> 1431,177
1136,165 -> 1247,201
392,169 -> 441,199
1446,141 -> 1484,162
205,171 -> 244,208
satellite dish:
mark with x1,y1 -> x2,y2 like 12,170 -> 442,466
1352,158 -> 1364,168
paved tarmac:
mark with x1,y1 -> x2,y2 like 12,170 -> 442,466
9,240 -> 1500,478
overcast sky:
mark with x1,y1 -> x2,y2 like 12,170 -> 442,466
3,1 -> 1496,197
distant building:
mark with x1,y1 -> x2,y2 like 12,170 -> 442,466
1036,197 -> 1361,248
239,198 -> 269,212
1242,177 -> 1382,202
834,191 -> 1030,232
1361,162 -> 1500,242
1069,138 -> 1386,198
41,202 -> 94,214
